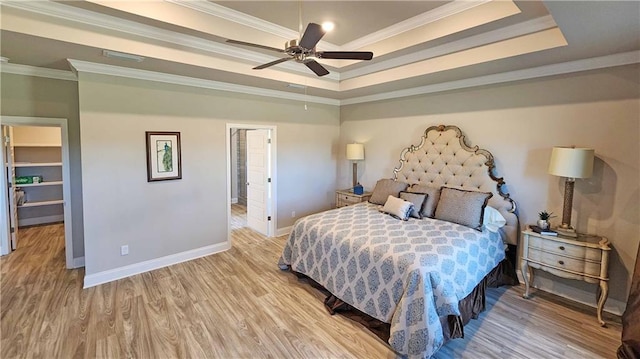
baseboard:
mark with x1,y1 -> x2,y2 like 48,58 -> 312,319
231,197 -> 238,204
276,226 -> 292,237
18,215 -> 64,227
516,270 -> 625,316
72,256 -> 85,268
83,241 -> 231,289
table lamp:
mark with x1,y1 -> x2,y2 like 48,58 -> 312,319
548,146 -> 594,237
346,143 -> 365,190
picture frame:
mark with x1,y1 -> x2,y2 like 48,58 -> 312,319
145,131 -> 182,182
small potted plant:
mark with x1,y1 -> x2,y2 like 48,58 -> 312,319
537,211 -> 555,229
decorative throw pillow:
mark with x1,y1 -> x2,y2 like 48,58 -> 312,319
381,195 -> 414,221
483,206 -> 507,233
369,179 -> 409,205
434,187 -> 493,231
399,191 -> 428,219
408,184 -> 441,218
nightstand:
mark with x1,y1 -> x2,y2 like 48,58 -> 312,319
335,189 -> 371,208
521,228 -> 611,326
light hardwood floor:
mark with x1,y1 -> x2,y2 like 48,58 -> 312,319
1,217 -> 622,358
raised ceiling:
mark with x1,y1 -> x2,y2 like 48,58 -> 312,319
1,1 -> 638,105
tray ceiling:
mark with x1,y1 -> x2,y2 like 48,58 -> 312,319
1,1 -> 638,104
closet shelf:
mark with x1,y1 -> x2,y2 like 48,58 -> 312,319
13,162 -> 62,167
16,181 -> 63,187
12,144 -> 62,148
18,200 -> 64,208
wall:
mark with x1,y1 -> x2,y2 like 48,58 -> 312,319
0,73 -> 85,260
12,126 -> 61,146
76,72 -> 340,276
340,64 -> 640,313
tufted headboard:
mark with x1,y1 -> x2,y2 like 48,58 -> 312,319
393,125 -> 519,246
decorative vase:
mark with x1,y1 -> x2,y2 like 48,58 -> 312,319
537,219 -> 550,230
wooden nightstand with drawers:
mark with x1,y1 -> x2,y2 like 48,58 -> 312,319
521,228 -> 611,326
335,189 -> 371,208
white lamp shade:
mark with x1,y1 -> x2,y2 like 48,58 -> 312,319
548,147 -> 594,178
346,143 -> 365,160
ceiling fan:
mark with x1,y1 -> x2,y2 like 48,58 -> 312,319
226,22 -> 374,77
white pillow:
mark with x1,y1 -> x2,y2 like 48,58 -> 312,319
381,195 -> 414,221
483,206 -> 507,233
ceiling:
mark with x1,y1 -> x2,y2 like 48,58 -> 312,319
1,1 -> 638,105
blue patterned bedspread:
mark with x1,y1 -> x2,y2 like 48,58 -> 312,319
278,202 -> 505,359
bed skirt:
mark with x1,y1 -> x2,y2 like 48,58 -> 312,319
290,258 -> 518,346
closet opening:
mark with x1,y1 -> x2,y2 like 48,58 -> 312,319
0,117 -> 74,268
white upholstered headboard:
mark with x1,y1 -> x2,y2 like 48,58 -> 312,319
393,125 -> 519,246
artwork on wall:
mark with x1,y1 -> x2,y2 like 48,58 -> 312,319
145,131 -> 182,182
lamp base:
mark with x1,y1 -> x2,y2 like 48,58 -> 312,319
555,226 -> 578,237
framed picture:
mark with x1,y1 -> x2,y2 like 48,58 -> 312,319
145,131 -> 182,182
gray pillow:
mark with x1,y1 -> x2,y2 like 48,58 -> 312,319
381,195 -> 414,221
400,191 -> 428,219
434,187 -> 493,231
369,179 -> 409,205
408,184 -> 441,218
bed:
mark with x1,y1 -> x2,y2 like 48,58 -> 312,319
278,125 -> 519,358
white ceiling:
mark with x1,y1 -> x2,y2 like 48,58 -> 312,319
1,1 -> 638,104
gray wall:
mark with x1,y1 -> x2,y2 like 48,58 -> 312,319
340,64 -> 640,312
76,72 -> 340,275
0,73 -> 85,259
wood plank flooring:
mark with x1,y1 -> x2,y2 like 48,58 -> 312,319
1,216 -> 622,358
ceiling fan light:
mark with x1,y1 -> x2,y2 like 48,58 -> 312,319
321,21 -> 335,33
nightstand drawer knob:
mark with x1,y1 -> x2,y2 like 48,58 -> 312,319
559,246 -> 565,250
558,260 -> 565,265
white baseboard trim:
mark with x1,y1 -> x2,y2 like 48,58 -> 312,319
231,197 -> 238,204
18,215 -> 64,227
72,256 -> 85,268
516,270 -> 625,316
83,241 -> 231,289
276,226 -> 292,237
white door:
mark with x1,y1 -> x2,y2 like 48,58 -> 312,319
246,129 -> 270,236
2,126 -> 18,250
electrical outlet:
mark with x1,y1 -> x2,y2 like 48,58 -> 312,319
291,211 -> 296,218
120,245 -> 129,256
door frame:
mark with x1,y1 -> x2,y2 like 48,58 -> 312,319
0,116 -> 74,268
225,123 -> 277,241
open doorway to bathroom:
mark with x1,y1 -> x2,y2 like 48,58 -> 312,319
230,128 -> 248,230
226,124 -> 277,242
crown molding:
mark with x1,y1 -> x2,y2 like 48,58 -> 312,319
2,0 -> 339,81
165,0 -> 297,40
67,59 -> 340,106
341,51 -> 640,105
5,50 -> 637,107
342,15 -> 558,80
342,0 -> 490,50
0,62 -> 77,81
165,0 -> 342,52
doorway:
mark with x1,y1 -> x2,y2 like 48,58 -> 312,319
226,124 -> 276,241
0,116 -> 74,268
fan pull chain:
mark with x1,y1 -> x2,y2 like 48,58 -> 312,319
304,83 -> 308,110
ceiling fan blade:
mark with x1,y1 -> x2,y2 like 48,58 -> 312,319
226,39 -> 285,54
316,51 -> 374,60
299,23 -> 325,49
304,59 -> 330,77
253,57 -> 292,70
